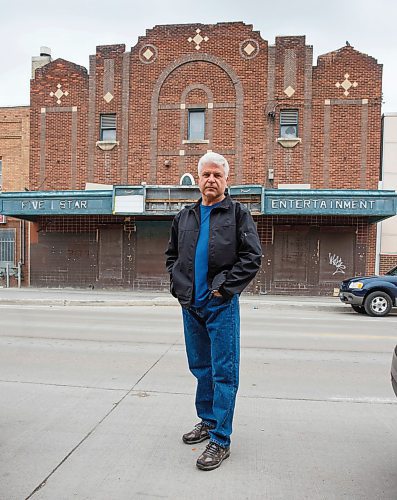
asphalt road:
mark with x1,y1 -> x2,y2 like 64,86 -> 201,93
0,303 -> 396,499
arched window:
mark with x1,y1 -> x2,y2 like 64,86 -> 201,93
180,173 -> 195,186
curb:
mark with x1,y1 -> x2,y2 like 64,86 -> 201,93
0,297 -> 347,312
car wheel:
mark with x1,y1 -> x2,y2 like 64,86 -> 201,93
351,305 -> 367,314
364,291 -> 393,317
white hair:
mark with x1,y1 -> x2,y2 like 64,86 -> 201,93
197,152 -> 229,178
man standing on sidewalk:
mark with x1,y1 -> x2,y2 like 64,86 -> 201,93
165,152 -> 262,470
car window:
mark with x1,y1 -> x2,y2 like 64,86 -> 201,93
386,266 -> 397,276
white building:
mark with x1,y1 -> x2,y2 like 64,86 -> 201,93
378,113 -> 397,273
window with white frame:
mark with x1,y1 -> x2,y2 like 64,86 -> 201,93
188,109 -> 205,141
280,109 -> 298,138
100,114 -> 117,141
0,229 -> 15,268
180,173 -> 195,185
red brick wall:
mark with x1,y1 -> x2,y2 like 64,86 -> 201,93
28,23 -> 382,192
0,218 -> 29,287
380,254 -> 397,274
0,106 -> 31,286
30,59 -> 89,190
311,46 -> 382,189
0,106 -> 30,191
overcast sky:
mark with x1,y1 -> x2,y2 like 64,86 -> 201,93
1,0 -> 396,111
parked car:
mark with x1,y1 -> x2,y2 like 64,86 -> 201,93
392,345 -> 397,397
339,265 -> 397,317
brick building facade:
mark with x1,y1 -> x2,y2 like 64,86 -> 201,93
1,22 -> 396,293
0,106 -> 30,286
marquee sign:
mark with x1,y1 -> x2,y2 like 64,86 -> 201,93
263,190 -> 397,219
0,191 -> 113,216
0,187 -> 396,221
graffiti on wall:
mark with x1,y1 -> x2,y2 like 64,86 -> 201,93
328,253 -> 346,275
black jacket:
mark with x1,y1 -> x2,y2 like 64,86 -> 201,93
165,195 -> 262,307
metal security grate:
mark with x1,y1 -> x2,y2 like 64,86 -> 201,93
100,114 -> 116,128
0,229 -> 15,267
280,109 -> 298,125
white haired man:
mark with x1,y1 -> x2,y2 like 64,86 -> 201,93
166,152 -> 262,470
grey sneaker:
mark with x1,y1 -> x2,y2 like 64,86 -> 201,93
182,422 -> 212,444
196,441 -> 230,471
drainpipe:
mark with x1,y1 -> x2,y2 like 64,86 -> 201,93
375,216 -> 382,275
6,263 -> 10,288
376,115 -> 385,275
27,222 -> 31,286
17,261 -> 21,288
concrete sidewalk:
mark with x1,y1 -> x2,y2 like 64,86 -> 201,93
1,299 -> 396,499
0,286 -> 345,311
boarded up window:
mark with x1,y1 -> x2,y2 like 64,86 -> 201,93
319,228 -> 355,282
273,226 -> 308,282
135,221 -> 171,277
98,226 -> 123,280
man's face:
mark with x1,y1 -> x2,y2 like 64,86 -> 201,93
198,162 -> 228,205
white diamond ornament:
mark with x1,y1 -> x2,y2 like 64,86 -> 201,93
193,33 -> 204,46
143,48 -> 154,60
104,92 -> 114,103
284,86 -> 295,98
244,43 -> 255,55
341,79 -> 352,91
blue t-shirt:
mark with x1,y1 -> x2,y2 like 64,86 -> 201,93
194,202 -> 221,306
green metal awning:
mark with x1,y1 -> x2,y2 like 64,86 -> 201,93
262,189 -> 397,222
0,186 -> 396,222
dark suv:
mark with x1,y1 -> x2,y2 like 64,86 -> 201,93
339,265 -> 397,317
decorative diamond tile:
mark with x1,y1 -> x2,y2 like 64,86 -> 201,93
103,92 -> 114,103
284,86 -> 295,98
188,28 -> 209,50
244,43 -> 255,56
49,83 -> 69,104
239,39 -> 259,60
341,80 -> 352,91
143,48 -> 154,60
139,44 -> 158,64
193,33 -> 204,46
335,74 -> 358,96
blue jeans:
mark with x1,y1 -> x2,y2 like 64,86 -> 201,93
182,294 -> 240,448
